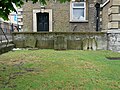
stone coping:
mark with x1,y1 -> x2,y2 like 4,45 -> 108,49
102,30 -> 120,34
12,32 -> 106,34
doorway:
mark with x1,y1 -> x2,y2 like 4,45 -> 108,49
36,12 -> 49,32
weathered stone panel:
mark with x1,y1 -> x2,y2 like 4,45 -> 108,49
67,40 -> 82,50
12,32 -> 108,51
108,33 -> 120,52
13,34 -> 25,48
36,40 -> 54,49
54,35 -> 67,50
24,35 -> 36,48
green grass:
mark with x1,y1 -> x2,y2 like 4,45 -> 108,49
0,50 -> 120,90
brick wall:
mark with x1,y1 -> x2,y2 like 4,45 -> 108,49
22,0 -> 100,32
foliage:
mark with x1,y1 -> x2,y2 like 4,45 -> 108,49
0,50 -> 120,89
0,0 -> 70,20
0,0 -> 22,20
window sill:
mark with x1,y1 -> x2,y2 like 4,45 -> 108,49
69,20 -> 88,23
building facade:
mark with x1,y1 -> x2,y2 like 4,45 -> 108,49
19,0 -> 102,32
18,0 -> 120,33
102,0 -> 120,32
12,0 -> 120,52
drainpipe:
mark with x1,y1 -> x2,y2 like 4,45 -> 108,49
95,3 -> 100,31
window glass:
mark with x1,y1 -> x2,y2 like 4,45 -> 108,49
73,8 -> 84,20
80,0 -> 84,2
71,1 -> 85,21
73,2 -> 84,7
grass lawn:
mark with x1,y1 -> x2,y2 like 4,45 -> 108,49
0,50 -> 120,90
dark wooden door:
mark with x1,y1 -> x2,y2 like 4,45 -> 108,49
37,12 -> 49,32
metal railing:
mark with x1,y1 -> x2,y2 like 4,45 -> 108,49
0,27 -> 12,47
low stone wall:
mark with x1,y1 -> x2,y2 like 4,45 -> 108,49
107,32 -> 120,52
12,32 -> 108,50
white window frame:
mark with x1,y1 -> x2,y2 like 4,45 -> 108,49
70,0 -> 86,22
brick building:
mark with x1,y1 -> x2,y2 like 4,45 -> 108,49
18,0 -> 120,32
18,0 -> 101,32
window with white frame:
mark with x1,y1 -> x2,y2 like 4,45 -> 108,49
70,0 -> 86,21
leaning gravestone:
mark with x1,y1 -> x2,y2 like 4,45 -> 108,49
13,34 -> 25,48
24,35 -> 36,48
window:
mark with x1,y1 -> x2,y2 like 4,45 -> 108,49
70,0 -> 86,22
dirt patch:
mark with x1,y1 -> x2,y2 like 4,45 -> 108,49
0,60 -> 38,89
